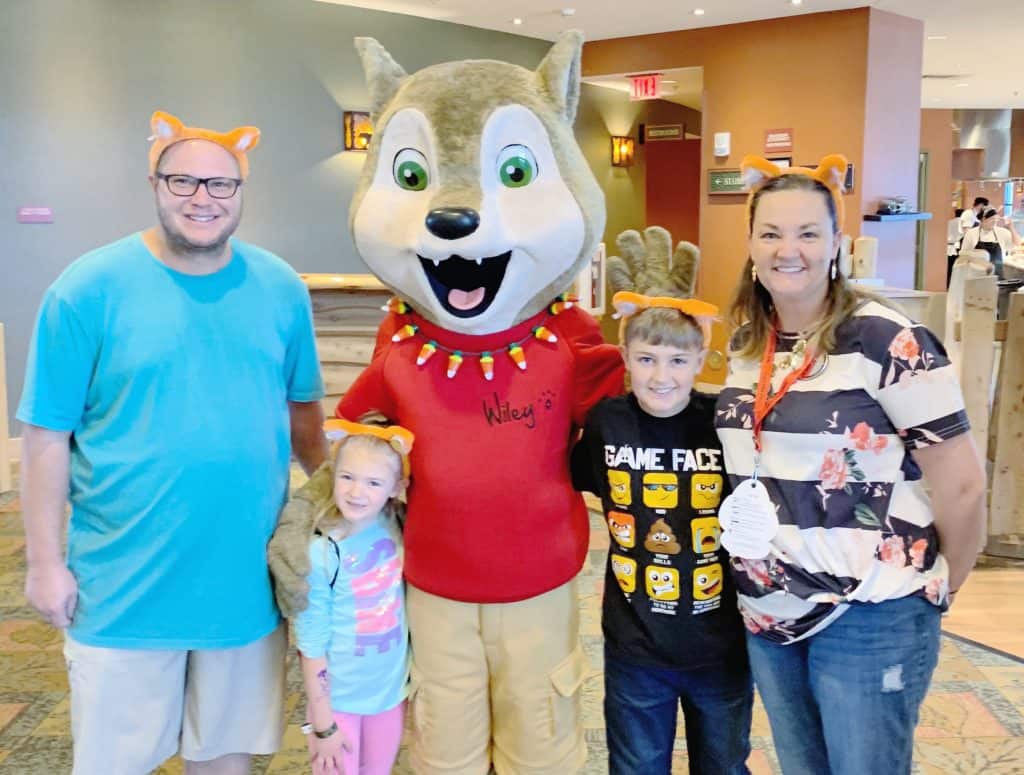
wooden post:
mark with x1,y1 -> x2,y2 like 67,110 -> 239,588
959,276 -> 997,551
989,292 -> 1024,542
0,323 -> 11,493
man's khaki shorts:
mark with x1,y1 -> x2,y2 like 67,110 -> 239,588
406,577 -> 590,775
63,622 -> 286,775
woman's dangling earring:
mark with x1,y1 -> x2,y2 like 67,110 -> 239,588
751,263 -> 758,283
830,258 -> 838,280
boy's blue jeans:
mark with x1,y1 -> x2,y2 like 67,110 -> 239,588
604,647 -> 753,775
746,595 -> 941,775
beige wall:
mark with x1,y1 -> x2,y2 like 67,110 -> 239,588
859,10 -> 926,289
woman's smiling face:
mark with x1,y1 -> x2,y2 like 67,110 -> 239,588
748,188 -> 839,315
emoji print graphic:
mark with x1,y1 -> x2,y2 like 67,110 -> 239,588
691,473 -> 724,510
642,472 -> 679,509
611,555 -> 637,593
608,469 -> 632,507
645,566 -> 680,601
691,516 -> 722,554
607,512 -> 635,549
644,518 -> 681,555
693,563 -> 723,601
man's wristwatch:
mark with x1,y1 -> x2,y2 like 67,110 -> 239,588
300,721 -> 338,739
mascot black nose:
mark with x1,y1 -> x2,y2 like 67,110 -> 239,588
425,208 -> 480,240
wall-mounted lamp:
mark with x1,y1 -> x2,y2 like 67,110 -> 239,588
344,110 -> 373,151
611,135 -> 635,167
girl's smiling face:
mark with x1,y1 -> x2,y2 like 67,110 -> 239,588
334,443 -> 402,526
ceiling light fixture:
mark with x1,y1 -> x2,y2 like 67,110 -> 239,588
927,35 -> 947,40
693,8 -> 705,15
790,0 -> 803,6
955,83 -> 969,88
512,17 -> 522,24
561,7 -> 576,16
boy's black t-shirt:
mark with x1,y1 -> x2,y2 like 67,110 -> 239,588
571,392 -> 746,670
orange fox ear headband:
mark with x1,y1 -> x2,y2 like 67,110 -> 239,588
148,110 -> 261,179
611,291 -> 719,348
740,154 -> 847,233
323,418 -> 415,478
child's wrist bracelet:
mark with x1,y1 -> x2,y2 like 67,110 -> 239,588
300,721 -> 338,739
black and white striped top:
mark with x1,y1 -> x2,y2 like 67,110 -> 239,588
714,300 -> 970,644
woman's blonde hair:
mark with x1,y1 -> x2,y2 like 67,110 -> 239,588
729,173 -> 893,358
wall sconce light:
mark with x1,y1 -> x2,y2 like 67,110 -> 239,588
344,110 -> 373,151
611,135 -> 635,167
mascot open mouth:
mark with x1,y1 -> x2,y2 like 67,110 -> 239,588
418,252 -> 512,318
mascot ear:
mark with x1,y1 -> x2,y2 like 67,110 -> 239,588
354,37 -> 408,120
536,29 -> 584,123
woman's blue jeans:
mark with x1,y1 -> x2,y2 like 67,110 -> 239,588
746,595 -> 941,775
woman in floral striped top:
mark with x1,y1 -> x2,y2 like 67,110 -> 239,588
714,155 -> 986,775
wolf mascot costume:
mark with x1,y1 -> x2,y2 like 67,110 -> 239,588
271,31 -> 623,773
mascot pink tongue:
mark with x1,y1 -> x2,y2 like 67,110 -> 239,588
338,30 -> 624,773
449,287 -> 485,310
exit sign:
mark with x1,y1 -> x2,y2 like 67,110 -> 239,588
630,74 -> 661,101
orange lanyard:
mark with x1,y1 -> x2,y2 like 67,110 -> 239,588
752,330 -> 817,455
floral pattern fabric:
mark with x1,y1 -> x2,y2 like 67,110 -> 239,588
714,301 -> 970,643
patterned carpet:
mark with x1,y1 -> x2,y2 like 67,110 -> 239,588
1,486 -> 1023,774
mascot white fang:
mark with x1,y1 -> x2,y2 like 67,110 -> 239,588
272,30 -> 624,774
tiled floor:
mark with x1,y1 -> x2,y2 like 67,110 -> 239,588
1,487 -> 1023,773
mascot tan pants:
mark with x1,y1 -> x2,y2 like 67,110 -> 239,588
406,577 -> 589,775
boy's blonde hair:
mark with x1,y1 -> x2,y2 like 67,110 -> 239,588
623,306 -> 705,353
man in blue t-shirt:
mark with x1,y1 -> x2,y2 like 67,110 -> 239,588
17,111 -> 327,775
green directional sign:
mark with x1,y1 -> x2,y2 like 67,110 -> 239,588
708,169 -> 745,195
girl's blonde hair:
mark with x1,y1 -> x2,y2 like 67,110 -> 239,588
729,173 -> 894,358
312,421 -> 407,545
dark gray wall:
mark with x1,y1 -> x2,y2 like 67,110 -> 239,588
1,0 -> 552,430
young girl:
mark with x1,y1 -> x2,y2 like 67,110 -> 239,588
285,418 -> 413,775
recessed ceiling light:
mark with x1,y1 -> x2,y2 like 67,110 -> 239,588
955,82 -> 969,87
512,17 -> 522,24
693,8 -> 705,15
927,35 -> 947,40
561,7 -> 576,16
790,0 -> 803,6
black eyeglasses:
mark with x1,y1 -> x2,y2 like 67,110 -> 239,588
156,173 -> 242,199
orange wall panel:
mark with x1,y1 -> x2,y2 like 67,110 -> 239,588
584,9 -> 871,371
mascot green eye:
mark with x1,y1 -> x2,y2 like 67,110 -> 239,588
497,145 -> 537,188
393,149 -> 429,191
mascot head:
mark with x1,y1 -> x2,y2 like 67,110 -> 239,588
349,31 -> 605,335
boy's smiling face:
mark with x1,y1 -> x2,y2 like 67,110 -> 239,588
622,339 -> 705,418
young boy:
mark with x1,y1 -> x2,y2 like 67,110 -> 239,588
571,292 -> 752,775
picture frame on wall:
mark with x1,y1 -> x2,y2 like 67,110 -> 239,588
575,241 -> 606,315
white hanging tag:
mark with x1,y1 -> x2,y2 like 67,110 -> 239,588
718,479 -> 778,560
